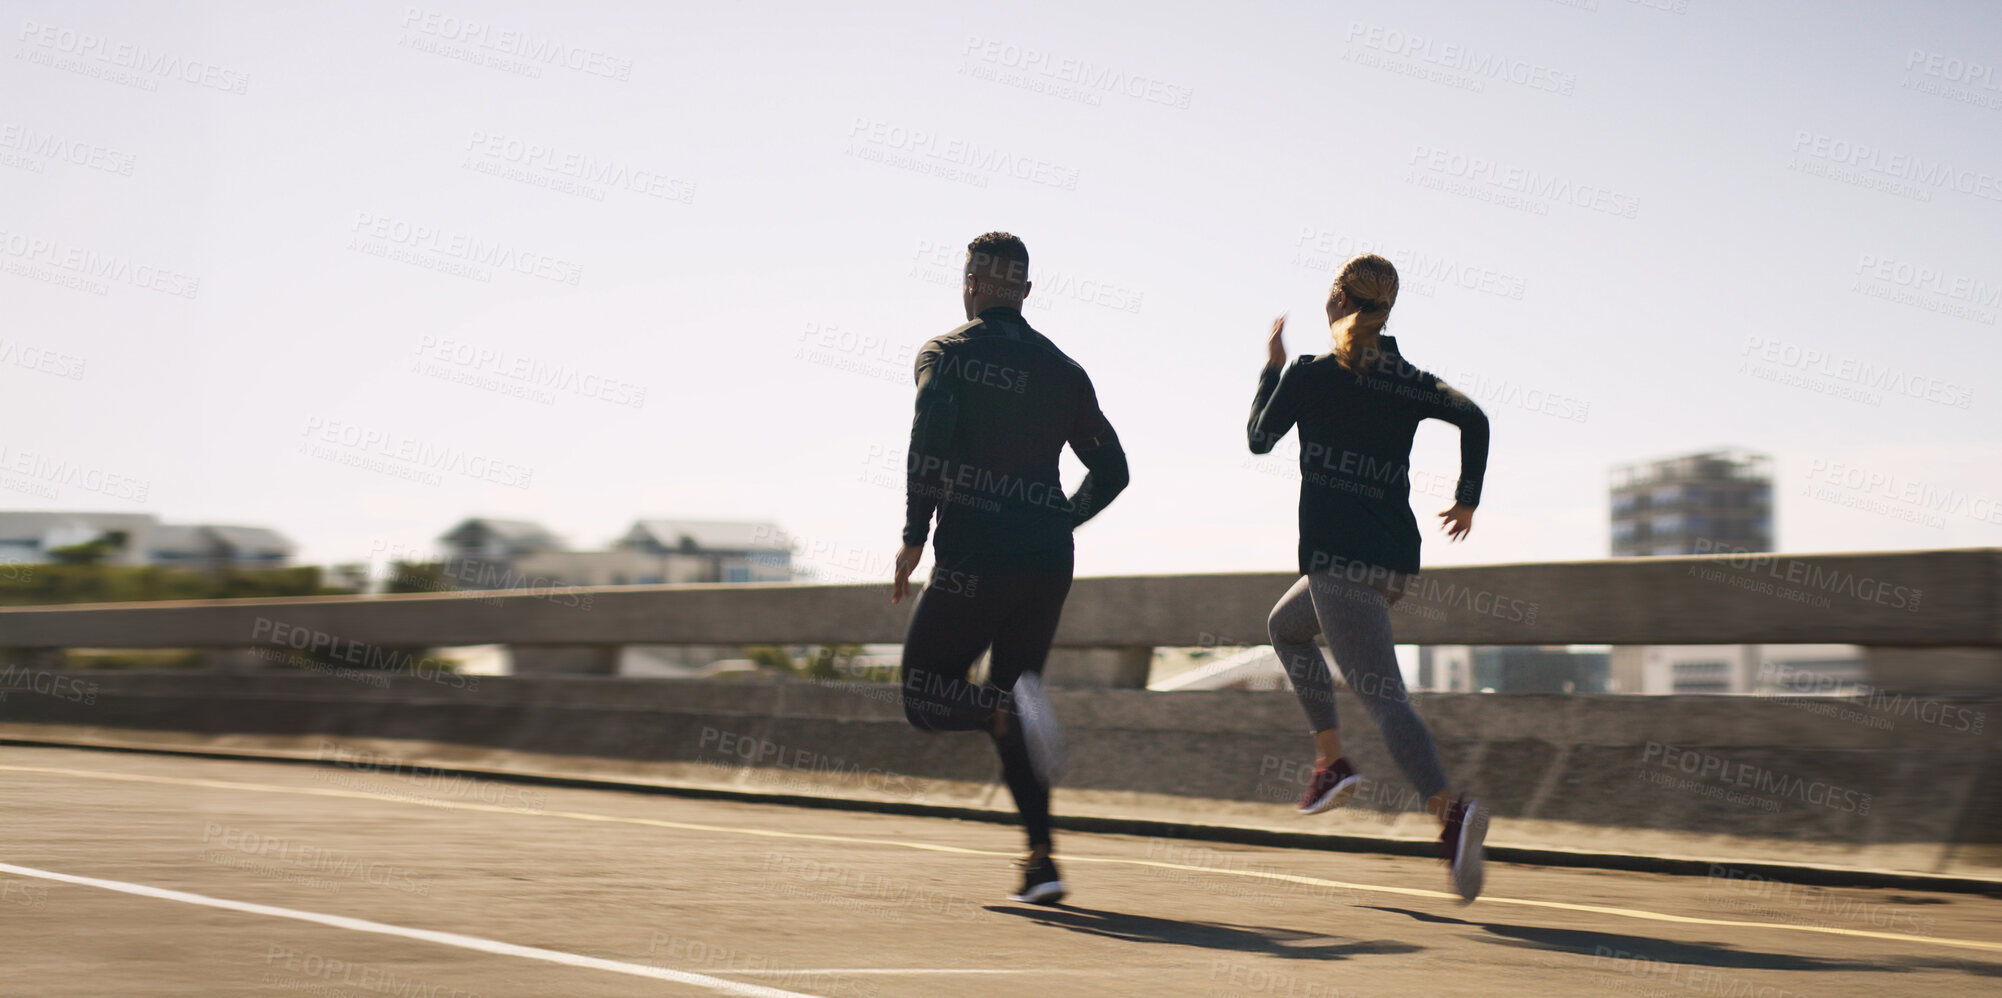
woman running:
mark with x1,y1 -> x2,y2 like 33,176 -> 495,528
1246,252 -> 1492,902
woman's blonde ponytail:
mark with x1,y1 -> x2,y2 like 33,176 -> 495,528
1330,254 -> 1400,374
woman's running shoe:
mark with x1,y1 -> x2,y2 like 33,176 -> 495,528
1297,758 -> 1363,815
1439,795 -> 1488,903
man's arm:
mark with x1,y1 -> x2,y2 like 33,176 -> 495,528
1066,375 -> 1129,529
902,341 -> 957,547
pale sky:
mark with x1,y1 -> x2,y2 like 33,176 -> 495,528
3,0 -> 1998,582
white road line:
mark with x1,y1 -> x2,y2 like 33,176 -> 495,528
0,863 -> 824,998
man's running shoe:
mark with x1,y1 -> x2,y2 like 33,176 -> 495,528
1009,854 -> 1066,905
1439,795 -> 1488,903
1011,673 -> 1067,787
1297,758 -> 1363,815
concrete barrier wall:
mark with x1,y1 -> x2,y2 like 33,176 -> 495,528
3,670 -> 1995,880
2,549 -> 1995,648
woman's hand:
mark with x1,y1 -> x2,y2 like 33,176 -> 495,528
891,543 -> 924,603
1266,314 -> 1288,369
1437,503 -> 1475,542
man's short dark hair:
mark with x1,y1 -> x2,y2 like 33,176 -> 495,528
967,231 -> 1029,285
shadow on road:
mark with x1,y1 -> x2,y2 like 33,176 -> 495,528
985,904 -> 1423,960
1360,906 -> 1925,972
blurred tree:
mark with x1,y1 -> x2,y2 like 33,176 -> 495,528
0,564 -> 350,606
45,530 -> 128,566
801,644 -> 868,681
743,645 -> 797,672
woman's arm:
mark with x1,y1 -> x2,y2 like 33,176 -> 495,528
1420,377 -> 1490,509
1248,317 -> 1302,454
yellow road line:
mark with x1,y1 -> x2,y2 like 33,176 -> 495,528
4,762 -> 1996,955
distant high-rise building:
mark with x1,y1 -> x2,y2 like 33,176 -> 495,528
1609,448 -> 1773,557
1604,448 -> 1859,695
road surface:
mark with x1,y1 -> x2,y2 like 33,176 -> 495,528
2,744 -> 1997,997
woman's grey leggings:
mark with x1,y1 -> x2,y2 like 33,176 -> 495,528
1267,571 -> 1448,801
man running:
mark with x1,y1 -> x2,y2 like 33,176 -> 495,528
892,231 -> 1130,906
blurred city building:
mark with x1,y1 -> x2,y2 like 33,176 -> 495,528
433,517 -> 794,677
1418,645 -> 1608,694
1609,447 -> 1772,557
1601,448 -> 1863,695
0,511 -> 293,570
436,517 -> 792,589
